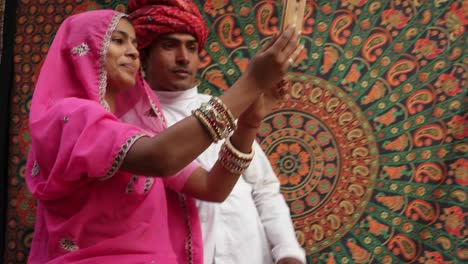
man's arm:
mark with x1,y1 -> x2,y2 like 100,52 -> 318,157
248,142 -> 306,264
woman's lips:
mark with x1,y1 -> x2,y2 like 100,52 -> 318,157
121,63 -> 138,74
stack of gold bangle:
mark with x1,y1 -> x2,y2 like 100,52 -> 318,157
218,137 -> 254,174
192,97 -> 237,142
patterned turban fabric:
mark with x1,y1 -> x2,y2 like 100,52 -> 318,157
128,0 -> 208,51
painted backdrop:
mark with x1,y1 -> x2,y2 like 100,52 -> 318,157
5,0 -> 467,263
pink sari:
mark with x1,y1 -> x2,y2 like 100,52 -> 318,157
26,10 -> 202,264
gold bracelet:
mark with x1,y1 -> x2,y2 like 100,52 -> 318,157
224,137 -> 254,160
192,109 -> 220,142
209,97 -> 237,131
193,97 -> 239,143
218,137 -> 254,174
219,157 -> 250,174
199,102 -> 230,139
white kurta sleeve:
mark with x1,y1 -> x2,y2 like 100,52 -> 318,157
246,142 -> 306,264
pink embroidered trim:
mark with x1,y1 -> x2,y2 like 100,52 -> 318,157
99,13 -> 127,111
99,134 -> 145,181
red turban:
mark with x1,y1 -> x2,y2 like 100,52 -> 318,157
128,0 -> 208,52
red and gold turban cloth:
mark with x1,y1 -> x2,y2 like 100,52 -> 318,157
128,0 -> 208,52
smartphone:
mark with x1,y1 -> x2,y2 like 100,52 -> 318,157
280,0 -> 306,33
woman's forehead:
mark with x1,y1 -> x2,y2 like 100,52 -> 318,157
113,18 -> 136,38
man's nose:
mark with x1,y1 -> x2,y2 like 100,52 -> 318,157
175,47 -> 190,65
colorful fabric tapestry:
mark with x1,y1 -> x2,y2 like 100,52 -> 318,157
5,1 -> 467,263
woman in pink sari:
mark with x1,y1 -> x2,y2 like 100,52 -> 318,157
26,9 -> 301,264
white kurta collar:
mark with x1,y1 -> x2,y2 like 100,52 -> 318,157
154,86 -> 199,106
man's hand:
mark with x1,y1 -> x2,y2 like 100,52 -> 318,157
277,257 -> 304,264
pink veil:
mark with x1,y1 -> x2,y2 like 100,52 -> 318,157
26,9 -> 166,198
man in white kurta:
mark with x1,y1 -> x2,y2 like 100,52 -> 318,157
156,87 -> 306,264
